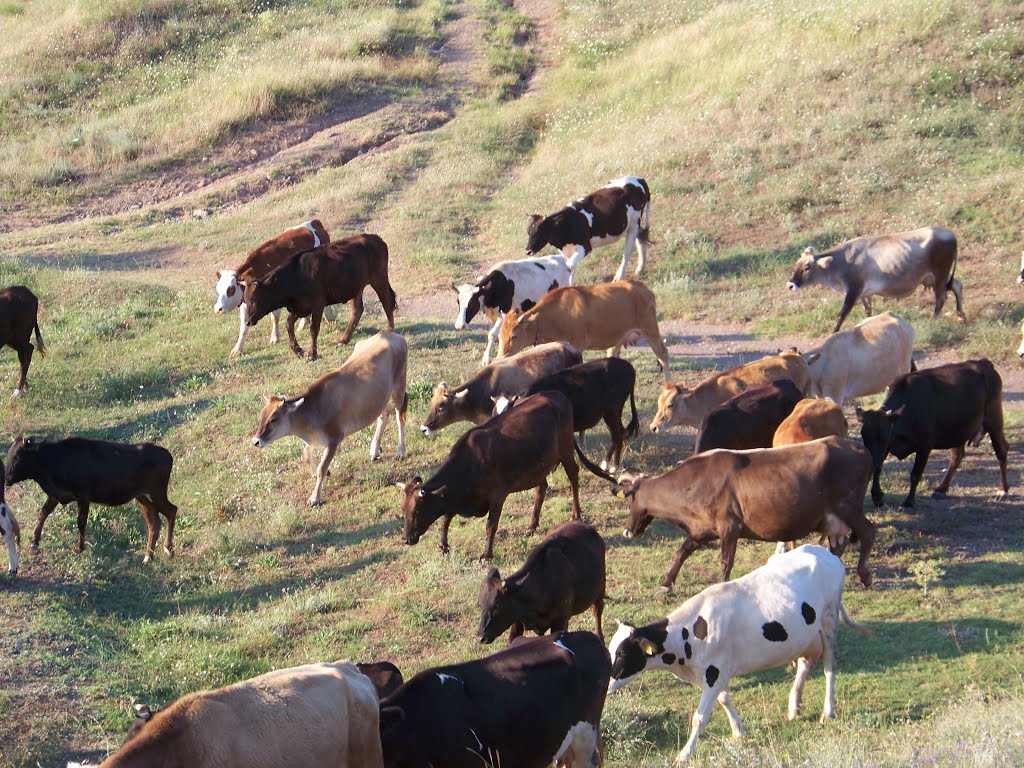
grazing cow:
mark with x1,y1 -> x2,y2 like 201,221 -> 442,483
857,359 -> 1009,509
0,286 -> 45,398
100,661 -> 384,768
421,342 -> 581,435
498,280 -> 671,380
650,350 -> 810,433
553,721 -> 600,768
607,545 -> 870,765
525,176 -> 651,283
398,391 -> 611,559
614,436 -> 876,589
786,226 -> 965,333
252,331 -> 408,506
693,379 -> 803,454
244,234 -> 396,360
477,520 -> 606,645
214,219 -> 331,357
357,662 -> 404,700
1,459 -> 20,575
803,312 -> 915,403
5,437 -> 177,563
379,631 -> 611,768
453,255 -> 571,365
773,399 -> 848,447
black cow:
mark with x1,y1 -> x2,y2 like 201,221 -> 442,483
379,631 -> 611,768
243,234 -> 396,360
478,520 -> 606,645
0,286 -> 45,398
694,379 -> 804,454
5,436 -> 178,563
498,357 -> 639,473
858,359 -> 1009,508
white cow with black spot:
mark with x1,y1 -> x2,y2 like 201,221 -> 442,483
0,499 -> 19,575
607,545 -> 870,765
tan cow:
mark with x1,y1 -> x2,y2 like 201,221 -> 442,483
497,280 -> 671,380
650,350 -> 810,433
773,399 -> 848,447
803,312 -> 914,404
100,661 -> 383,768
252,331 -> 407,506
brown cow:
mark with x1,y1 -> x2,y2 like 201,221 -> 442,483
773,399 -> 848,447
0,286 -> 45,398
693,379 -> 803,454
650,350 -> 810,433
497,280 -> 671,380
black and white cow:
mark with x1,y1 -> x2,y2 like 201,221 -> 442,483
526,176 -> 651,284
453,255 -> 571,365
607,545 -> 870,765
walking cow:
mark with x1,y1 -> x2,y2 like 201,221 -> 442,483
0,286 -> 45,398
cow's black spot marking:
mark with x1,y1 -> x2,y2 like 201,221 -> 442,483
693,616 -> 708,640
548,280 -> 559,291
801,602 -> 816,625
535,262 -> 546,270
762,621 -> 788,642
636,619 -> 669,653
520,300 -> 535,312
705,665 -> 720,687
681,627 -> 689,640
684,642 -> 692,659
661,653 -> 676,665
678,658 -> 686,666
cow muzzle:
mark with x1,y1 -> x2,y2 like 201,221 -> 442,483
404,534 -> 420,546
420,426 -> 433,437
786,281 -> 799,291
650,423 -> 660,434
251,437 -> 266,448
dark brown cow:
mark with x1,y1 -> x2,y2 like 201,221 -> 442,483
244,234 -> 396,360
693,379 -> 803,454
357,662 -> 404,700
858,359 -> 1009,509
615,437 -> 876,590
477,520 -> 606,644
0,286 -> 44,398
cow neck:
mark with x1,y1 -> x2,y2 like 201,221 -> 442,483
302,220 -> 322,248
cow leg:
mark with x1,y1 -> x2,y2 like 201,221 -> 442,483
32,496 -> 60,549
861,296 -> 873,316
393,393 -> 407,460
152,491 -> 177,558
716,690 -> 745,738
951,278 -> 966,321
481,500 -> 505,560
529,479 -> 547,532
614,231 -> 637,281
869,459 -> 886,509
932,445 -> 965,497
719,533 -> 739,581
642,325 -> 672,382
309,442 -> 339,506
340,294 -> 364,346
675,683 -> 721,765
372,280 -> 397,331
439,514 -> 453,554
635,226 -> 649,275
483,315 -> 503,367
850,516 -> 876,588
606,344 -> 621,358
592,596 -> 605,641
75,500 -> 90,553
561,451 -> 583,521
268,308 -> 281,345
788,656 -> 813,720
661,536 -> 703,591
984,408 -> 1010,498
137,498 -> 161,564
13,343 -> 32,396
303,443 -> 317,477
564,245 -> 587,285
286,313 -> 304,358
369,413 -> 387,462
306,308 -> 324,361
820,629 -> 838,722
833,290 -> 860,333
601,410 -> 625,473
231,304 -> 251,356
902,450 -> 931,508
506,621 -> 525,645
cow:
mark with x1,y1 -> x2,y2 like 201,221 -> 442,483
497,280 -> 671,381
100,661 -> 384,768
607,545 -> 871,765
1017,249 -> 1024,284
243,234 -> 396,361
553,721 -> 600,768
786,226 -> 965,333
357,662 -> 405,700
0,286 -> 45,398
252,331 -> 407,506
525,176 -> 651,284
803,312 -> 915,403
421,342 -> 581,435
477,520 -> 606,645
693,379 -> 803,454
397,391 -> 612,560
453,255 -> 571,365
857,359 -> 1009,509
614,436 -> 876,589
378,631 -> 611,768
772,399 -> 848,447
650,350 -> 810,433
4,436 -> 177,564
214,219 -> 331,357
0,458 -> 20,575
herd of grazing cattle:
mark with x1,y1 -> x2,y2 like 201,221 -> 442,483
0,175 -> 1016,767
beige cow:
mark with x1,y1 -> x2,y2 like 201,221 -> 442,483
773,399 -> 848,447
252,330 -> 407,506
497,280 -> 670,381
100,661 -> 383,768
650,350 -> 810,433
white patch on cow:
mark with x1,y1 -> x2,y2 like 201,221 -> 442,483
606,176 -> 643,190
454,283 -> 479,329
437,673 -> 461,685
554,722 -> 598,768
301,220 -> 322,248
580,209 -> 595,228
607,622 -> 636,693
214,269 -> 244,314
553,638 -> 575,657
1,502 -> 18,575
493,395 -> 511,414
11,388 -> 21,398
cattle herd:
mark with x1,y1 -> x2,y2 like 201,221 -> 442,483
0,175 -> 1016,767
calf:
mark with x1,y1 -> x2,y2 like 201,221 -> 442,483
398,391 -> 611,559
651,350 -> 810,433
379,631 -> 610,768
858,359 -> 1009,509
803,312 -> 915,403
0,286 -> 45,398
453,254 -> 571,365
526,176 -> 651,283
1,458 -> 20,575
607,545 -> 870,765
101,661 -> 384,768
615,436 -> 876,589
357,662 -> 404,700
772,399 -> 848,447
244,234 -> 396,360
477,520 -> 606,645
787,226 -> 965,332
5,437 -> 176,563
421,342 -> 581,435
498,280 -> 671,380
252,331 -> 407,506
214,219 -> 331,357
693,379 -> 803,454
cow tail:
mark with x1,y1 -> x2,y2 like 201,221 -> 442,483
33,321 -> 45,358
573,439 -> 617,483
910,356 -> 917,373
839,599 -> 873,637
624,387 -> 639,442
638,197 -> 651,244
945,237 -> 958,291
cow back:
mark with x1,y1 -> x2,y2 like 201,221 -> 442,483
694,380 -> 803,453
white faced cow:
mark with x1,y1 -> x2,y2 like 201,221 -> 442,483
526,176 -> 651,284
453,254 -> 571,365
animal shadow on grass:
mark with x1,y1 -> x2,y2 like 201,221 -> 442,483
20,247 -> 179,272
401,319 -> 479,351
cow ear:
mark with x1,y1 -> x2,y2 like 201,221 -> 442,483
854,406 -> 865,421
803,352 -> 821,365
454,390 -> 468,401
133,704 -> 153,720
288,397 -> 304,410
252,279 -> 260,287
394,481 -> 409,492
816,256 -> 833,269
528,214 -> 543,225
413,476 -> 423,485
486,567 -> 501,584
637,637 -> 658,656
430,485 -> 447,498
215,270 -> 222,280
379,705 -> 405,729
888,404 -> 906,420
450,281 -> 459,291
438,381 -> 448,393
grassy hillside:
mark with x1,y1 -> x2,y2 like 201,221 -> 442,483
1,0 -> 1024,765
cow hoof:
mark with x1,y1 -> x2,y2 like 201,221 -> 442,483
308,497 -> 322,507
291,349 -> 304,359
306,353 -> 318,362
229,347 -> 243,358
656,585 -> 672,595
787,709 -> 800,721
931,489 -> 948,499
859,572 -> 873,589
370,453 -> 382,463
11,389 -> 21,398
164,547 -> 174,558
142,555 -> 152,565
395,451 -> 405,461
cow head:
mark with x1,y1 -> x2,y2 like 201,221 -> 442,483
476,567 -> 521,644
497,309 -> 537,358
379,703 -> 408,767
857,405 -> 905,506
5,436 -> 39,487
608,620 -> 667,693
787,246 -> 832,290
650,383 -> 692,433
213,270 -> 243,314
124,704 -> 155,744
452,282 -> 482,329
356,661 -> 404,700
526,214 -> 553,255
395,477 -> 447,546
615,472 -> 653,538
242,279 -> 281,326
421,382 -> 471,435
251,396 -> 304,447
